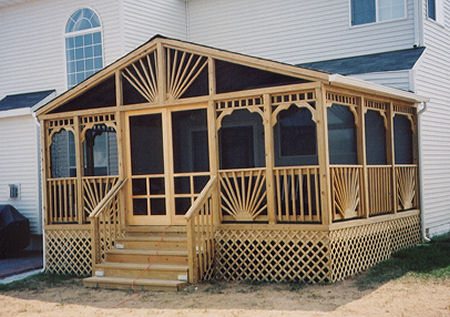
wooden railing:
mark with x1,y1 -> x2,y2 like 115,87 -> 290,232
47,178 -> 77,223
185,176 -> 217,283
367,166 -> 393,216
219,168 -> 267,221
330,166 -> 364,221
89,178 -> 127,265
273,166 -> 321,223
83,176 -> 119,222
395,165 -> 418,211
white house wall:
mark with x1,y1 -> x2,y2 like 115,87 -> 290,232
351,70 -> 412,91
0,0 -> 122,98
0,114 -> 41,234
414,0 -> 450,237
187,0 -> 417,64
122,0 -> 187,52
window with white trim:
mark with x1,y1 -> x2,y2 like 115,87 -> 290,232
65,8 -> 103,88
428,0 -> 444,24
351,0 -> 406,26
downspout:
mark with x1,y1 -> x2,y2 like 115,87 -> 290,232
32,112 -> 46,273
417,101 -> 430,242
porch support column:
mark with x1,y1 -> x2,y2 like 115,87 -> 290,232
357,97 -> 369,218
263,93 -> 276,224
115,70 -> 127,229
207,57 -> 221,225
40,120 -> 49,226
74,115 -> 84,224
316,85 -> 332,225
388,102 -> 397,213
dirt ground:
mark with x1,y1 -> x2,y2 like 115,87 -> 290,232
0,275 -> 449,317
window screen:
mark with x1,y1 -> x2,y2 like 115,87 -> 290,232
50,129 -> 76,178
83,124 -> 118,176
365,110 -> 387,165
327,104 -> 357,164
394,115 -> 413,164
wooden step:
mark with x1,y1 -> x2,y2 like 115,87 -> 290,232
106,249 -> 188,265
116,236 -> 187,250
83,276 -> 186,291
125,225 -> 186,235
94,262 -> 188,280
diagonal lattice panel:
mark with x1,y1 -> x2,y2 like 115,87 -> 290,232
45,227 -> 92,276
214,228 -> 330,283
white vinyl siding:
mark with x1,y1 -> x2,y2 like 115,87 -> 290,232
351,70 -> 412,91
0,114 -> 41,234
0,0 -> 122,98
122,0 -> 187,52
187,0 -> 416,64
414,0 -> 450,236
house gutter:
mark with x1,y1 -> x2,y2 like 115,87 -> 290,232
417,101 -> 431,242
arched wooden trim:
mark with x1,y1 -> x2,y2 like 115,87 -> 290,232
271,101 -> 317,127
327,102 -> 359,127
216,106 -> 265,130
48,126 -> 75,147
364,107 -> 388,130
80,122 -> 117,143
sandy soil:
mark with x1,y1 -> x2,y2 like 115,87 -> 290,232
1,276 -> 449,317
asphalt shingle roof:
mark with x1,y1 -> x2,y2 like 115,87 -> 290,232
298,47 -> 425,75
0,90 -> 55,111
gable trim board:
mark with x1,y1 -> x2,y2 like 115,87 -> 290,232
36,36 -> 426,117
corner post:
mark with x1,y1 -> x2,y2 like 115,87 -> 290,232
40,119 -> 49,226
316,85 -> 332,225
263,93 -> 276,224
115,70 -> 126,231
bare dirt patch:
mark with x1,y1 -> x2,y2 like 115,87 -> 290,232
1,275 -> 449,317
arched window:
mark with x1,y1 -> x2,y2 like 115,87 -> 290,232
50,129 -> 76,178
82,124 -> 118,176
65,8 -> 103,88
273,105 -> 318,166
218,109 -> 265,169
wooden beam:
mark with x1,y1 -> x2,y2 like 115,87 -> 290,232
358,97 -> 369,218
73,116 -> 84,224
388,102 -> 397,213
207,100 -> 220,225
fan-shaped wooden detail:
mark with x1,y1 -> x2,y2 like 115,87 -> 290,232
397,167 -> 416,210
121,50 -> 158,103
219,169 -> 267,221
166,48 -> 208,100
331,167 -> 361,219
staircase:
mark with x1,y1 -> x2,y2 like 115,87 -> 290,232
83,226 -> 188,291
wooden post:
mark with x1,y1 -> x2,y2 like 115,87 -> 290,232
388,102 -> 397,213
358,97 -> 369,218
40,120 -> 49,226
156,41 -> 165,105
316,85 -> 332,225
263,94 -> 276,224
74,116 -> 84,224
115,70 -> 126,230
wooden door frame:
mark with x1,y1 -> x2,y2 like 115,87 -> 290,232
125,103 -> 210,226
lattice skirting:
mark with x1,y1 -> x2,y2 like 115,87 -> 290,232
214,229 -> 331,282
215,214 -> 421,283
45,226 -> 92,276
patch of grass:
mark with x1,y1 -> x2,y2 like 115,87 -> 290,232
0,273 -> 79,292
355,233 -> 450,290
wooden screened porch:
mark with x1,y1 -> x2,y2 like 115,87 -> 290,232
37,36 -> 423,287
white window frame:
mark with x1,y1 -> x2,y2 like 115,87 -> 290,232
63,7 -> 105,89
427,0 -> 445,26
349,0 -> 408,27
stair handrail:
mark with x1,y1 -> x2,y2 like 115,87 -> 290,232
185,175 -> 218,283
89,177 -> 128,266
